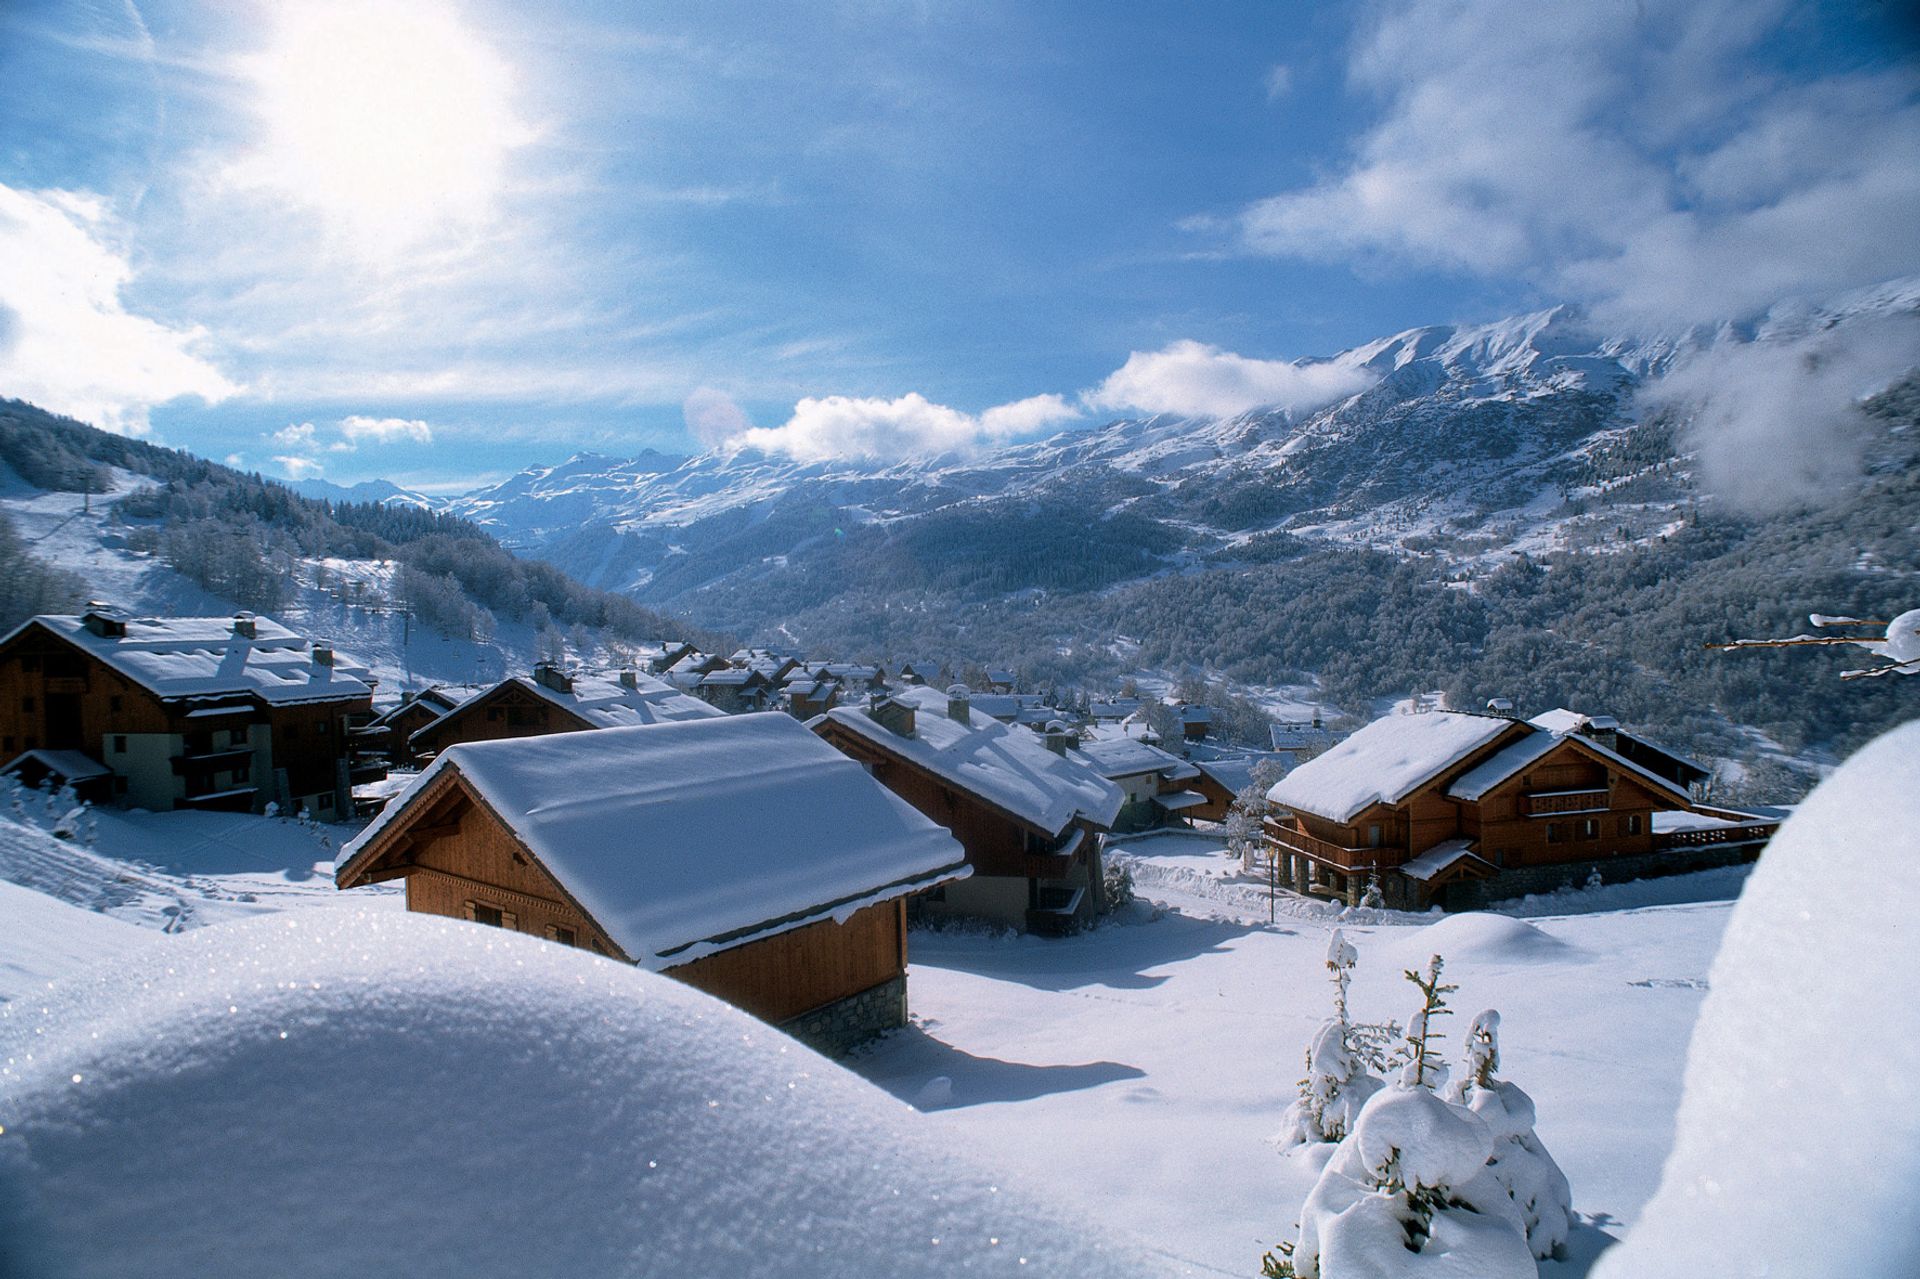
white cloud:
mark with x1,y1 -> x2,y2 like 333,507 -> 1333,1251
1263,64 -> 1293,101
682,387 -> 752,449
271,421 -> 317,448
1086,340 -> 1376,418
0,184 -> 236,433
274,455 -> 324,480
339,414 -> 433,445
1235,0 -> 1920,325
1643,315 -> 1920,513
736,390 -> 1080,462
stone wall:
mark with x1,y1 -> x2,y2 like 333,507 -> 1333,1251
779,974 -> 908,1058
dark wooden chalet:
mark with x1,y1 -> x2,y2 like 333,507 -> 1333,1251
812,686 -> 1125,934
407,663 -> 721,760
336,713 -> 968,1055
1264,709 -> 1776,910
0,605 -> 375,816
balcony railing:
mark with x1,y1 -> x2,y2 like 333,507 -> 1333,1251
1652,818 -> 1779,851
1264,818 -> 1394,872
1520,789 -> 1610,817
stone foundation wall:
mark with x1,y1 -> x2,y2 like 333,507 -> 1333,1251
1436,843 -> 1764,911
780,974 -> 908,1058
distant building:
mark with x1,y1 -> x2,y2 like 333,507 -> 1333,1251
1268,717 -> 1345,767
336,714 -> 968,1055
0,605 -> 375,816
783,673 -> 840,719
1264,710 -> 1775,910
694,666 -> 774,714
368,685 -> 486,769
1072,737 -> 1207,831
1177,704 -> 1213,741
812,686 -> 1124,935
985,668 -> 1017,693
408,663 -> 721,761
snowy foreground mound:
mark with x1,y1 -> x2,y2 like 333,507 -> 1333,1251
0,908 -> 1179,1278
1595,721 -> 1920,1279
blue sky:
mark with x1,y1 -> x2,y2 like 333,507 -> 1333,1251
1,0 -> 1916,491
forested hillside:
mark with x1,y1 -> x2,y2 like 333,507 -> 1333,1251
0,400 -> 728,654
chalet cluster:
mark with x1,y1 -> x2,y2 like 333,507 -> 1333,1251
0,604 -> 378,817
1263,706 -> 1778,910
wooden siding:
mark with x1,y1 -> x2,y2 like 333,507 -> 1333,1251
667,899 -> 905,1023
409,684 -> 588,757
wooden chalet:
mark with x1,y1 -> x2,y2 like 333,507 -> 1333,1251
0,605 -> 375,816
1177,704 -> 1213,741
1264,709 -> 1776,910
336,714 -> 968,1055
783,673 -> 840,719
407,663 -> 721,761
1072,736 -> 1209,832
368,685 -> 484,769
694,666 -> 774,713
812,686 -> 1125,935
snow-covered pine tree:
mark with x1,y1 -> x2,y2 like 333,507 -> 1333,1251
1226,757 -> 1287,872
1268,960 -> 1535,1278
1274,930 -> 1386,1149
1400,955 -> 1457,1091
1445,1010 -> 1574,1260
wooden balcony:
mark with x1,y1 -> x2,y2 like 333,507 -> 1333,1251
1652,817 -> 1779,852
1520,788 -> 1610,817
1264,818 -> 1395,872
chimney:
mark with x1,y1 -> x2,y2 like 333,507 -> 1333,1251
618,670 -> 639,690
231,612 -> 257,639
534,661 -> 573,693
867,695 -> 917,738
1486,696 -> 1515,717
81,602 -> 126,638
946,683 -> 972,724
311,642 -> 335,668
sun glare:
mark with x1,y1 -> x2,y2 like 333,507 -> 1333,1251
241,0 -> 527,255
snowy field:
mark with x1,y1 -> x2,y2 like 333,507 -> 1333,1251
1,809 -> 1745,1274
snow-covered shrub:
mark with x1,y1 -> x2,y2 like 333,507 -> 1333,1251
1445,1010 -> 1573,1260
1103,857 -> 1136,909
1398,955 -> 1456,1091
1275,930 -> 1389,1149
1360,875 -> 1385,909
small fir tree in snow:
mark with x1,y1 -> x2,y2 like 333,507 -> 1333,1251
1444,1010 -> 1574,1260
1226,758 -> 1287,871
1274,930 -> 1393,1149
1360,874 -> 1385,910
1265,958 -> 1537,1279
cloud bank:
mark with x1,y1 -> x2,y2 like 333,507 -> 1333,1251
0,184 -> 236,433
1237,0 -> 1920,326
340,414 -> 433,445
734,391 -> 1082,463
1086,340 -> 1375,418
1644,315 -> 1920,514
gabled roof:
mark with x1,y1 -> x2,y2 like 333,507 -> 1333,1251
517,671 -> 725,728
1400,839 -> 1495,882
3,613 -> 373,706
1073,737 -> 1201,782
1448,722 -> 1695,807
816,686 -> 1125,836
1269,721 -> 1343,752
339,714 -> 967,969
1267,711 -> 1520,824
3,749 -> 112,782
1528,706 -> 1710,783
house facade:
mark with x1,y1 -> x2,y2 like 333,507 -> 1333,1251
0,606 -> 375,816
811,686 -> 1125,935
335,714 -> 968,1054
1264,709 -> 1776,910
407,663 -> 721,760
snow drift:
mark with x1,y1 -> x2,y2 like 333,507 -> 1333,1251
1383,912 -> 1572,967
0,908 -> 1178,1278
1592,720 -> 1920,1278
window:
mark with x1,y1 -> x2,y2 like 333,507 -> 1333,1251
546,924 -> 577,947
1619,814 -> 1643,836
471,903 -> 505,928
318,793 -> 332,810
113,735 -> 127,753
1579,818 -> 1600,840
21,697 -> 34,712
109,695 -> 122,713
233,766 -> 250,784
1546,822 -> 1566,844
1,736 -> 11,752
486,708 -> 502,722
1365,824 -> 1383,848
230,724 -> 249,745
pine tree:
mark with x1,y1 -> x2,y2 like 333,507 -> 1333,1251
1274,930 -> 1390,1148
1445,1010 -> 1575,1260
1400,955 -> 1458,1091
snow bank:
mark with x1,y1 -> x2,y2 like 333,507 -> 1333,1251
1383,912 -> 1572,966
1593,721 -> 1920,1279
0,908 -> 1176,1278
0,880 -> 152,1001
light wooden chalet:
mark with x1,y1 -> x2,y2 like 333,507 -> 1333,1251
336,713 -> 968,1054
0,605 -> 375,816
1072,736 -> 1208,831
1264,710 -> 1776,910
811,686 -> 1125,935
407,663 -> 721,760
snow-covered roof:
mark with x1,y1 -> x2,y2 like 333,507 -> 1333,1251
818,686 -> 1125,835
2,749 -> 113,782
513,672 -> 725,729
342,714 -> 967,968
1196,756 -> 1257,793
1445,731 -> 1564,802
7,614 -> 374,706
1073,737 -> 1201,782
1528,706 -> 1707,778
1269,721 -> 1343,752
1650,810 -> 1739,834
1178,704 -> 1212,725
1266,711 -> 1517,824
1155,789 -> 1209,812
1399,838 -> 1494,882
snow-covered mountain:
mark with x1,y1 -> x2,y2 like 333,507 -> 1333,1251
444,280 -> 1920,618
